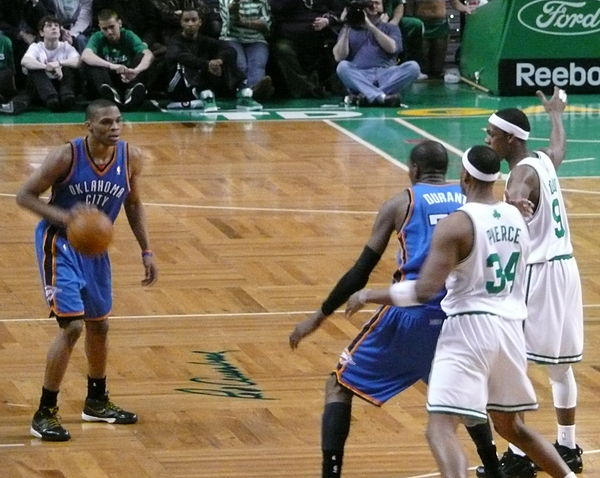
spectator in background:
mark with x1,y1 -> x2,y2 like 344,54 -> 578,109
166,3 -> 264,111
81,9 -> 154,109
93,0 -> 163,54
41,0 -> 93,52
270,0 -> 343,98
92,0 -> 167,97
407,0 -> 471,80
219,0 -> 274,101
0,32 -> 18,109
333,0 -> 420,106
1,0 -> 48,89
21,16 -> 80,111
381,0 -> 423,64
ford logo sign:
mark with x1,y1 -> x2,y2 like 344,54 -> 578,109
518,0 -> 600,36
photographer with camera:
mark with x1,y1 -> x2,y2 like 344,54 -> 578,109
333,0 -> 419,106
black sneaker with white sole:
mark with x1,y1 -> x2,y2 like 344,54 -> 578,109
82,395 -> 137,424
31,406 -> 71,441
123,83 -> 146,108
99,83 -> 122,105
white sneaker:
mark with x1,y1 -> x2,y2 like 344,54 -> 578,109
199,90 -> 218,112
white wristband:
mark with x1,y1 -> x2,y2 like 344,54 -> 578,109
389,280 -> 420,307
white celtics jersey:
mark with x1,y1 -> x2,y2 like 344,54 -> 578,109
509,151 -> 573,263
441,202 -> 530,320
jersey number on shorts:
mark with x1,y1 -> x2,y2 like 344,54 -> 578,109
486,252 -> 520,294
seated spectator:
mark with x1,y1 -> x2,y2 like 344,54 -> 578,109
219,0 -> 274,101
40,0 -> 93,53
270,0 -> 343,98
0,32 -> 17,106
333,0 -> 419,106
92,0 -> 166,96
407,0 -> 471,79
21,15 -> 80,111
381,0 -> 423,64
165,3 -> 263,111
151,0 -> 221,41
93,0 -> 163,51
81,9 -> 154,109
1,0 -> 47,89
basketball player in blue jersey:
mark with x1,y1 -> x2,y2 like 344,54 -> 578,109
479,87 -> 584,478
16,99 -> 158,441
289,140 -> 502,478
346,145 -> 575,478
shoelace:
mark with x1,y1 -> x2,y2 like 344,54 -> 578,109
42,408 -> 63,428
105,400 -> 124,412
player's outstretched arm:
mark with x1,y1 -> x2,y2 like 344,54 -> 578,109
123,144 -> 158,286
536,86 -> 567,169
289,193 -> 407,349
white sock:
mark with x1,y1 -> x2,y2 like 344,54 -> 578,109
563,472 -> 576,478
508,443 -> 526,456
557,424 -> 576,449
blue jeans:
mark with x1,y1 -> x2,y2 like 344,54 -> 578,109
336,60 -> 420,103
226,40 -> 269,88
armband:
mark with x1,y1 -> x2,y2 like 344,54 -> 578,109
320,246 -> 381,315
142,249 -> 153,258
389,280 -> 419,307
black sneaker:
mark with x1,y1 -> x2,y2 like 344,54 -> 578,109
497,449 -> 537,478
123,83 -> 146,108
475,464 -> 506,478
99,83 -> 122,105
554,442 -> 583,473
30,406 -> 71,441
82,395 -> 138,424
383,93 -> 402,107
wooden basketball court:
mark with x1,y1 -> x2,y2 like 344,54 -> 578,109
1,90 -> 599,477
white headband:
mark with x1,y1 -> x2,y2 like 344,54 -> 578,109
462,148 -> 500,182
488,113 -> 530,140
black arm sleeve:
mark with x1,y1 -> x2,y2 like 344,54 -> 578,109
320,246 -> 382,316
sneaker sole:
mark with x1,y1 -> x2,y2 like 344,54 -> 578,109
81,411 -> 138,424
30,426 -> 71,441
236,106 -> 263,111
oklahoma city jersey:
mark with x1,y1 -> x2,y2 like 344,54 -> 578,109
49,137 -> 130,223
441,202 -> 530,320
394,183 -> 465,303
510,151 -> 572,263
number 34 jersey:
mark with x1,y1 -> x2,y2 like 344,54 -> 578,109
441,201 -> 530,321
511,151 -> 573,264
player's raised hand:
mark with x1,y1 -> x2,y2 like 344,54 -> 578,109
536,86 -> 567,115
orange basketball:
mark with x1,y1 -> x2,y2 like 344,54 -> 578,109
67,208 -> 114,256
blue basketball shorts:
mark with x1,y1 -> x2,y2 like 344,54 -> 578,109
335,304 -> 446,405
35,221 -> 112,320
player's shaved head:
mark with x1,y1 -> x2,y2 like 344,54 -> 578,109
410,140 -> 449,174
86,99 -> 120,120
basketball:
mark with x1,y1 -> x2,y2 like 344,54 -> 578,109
67,208 -> 114,256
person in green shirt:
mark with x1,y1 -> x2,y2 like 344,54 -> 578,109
81,9 -> 154,109
0,31 -> 17,104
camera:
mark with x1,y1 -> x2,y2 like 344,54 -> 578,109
345,0 -> 373,27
